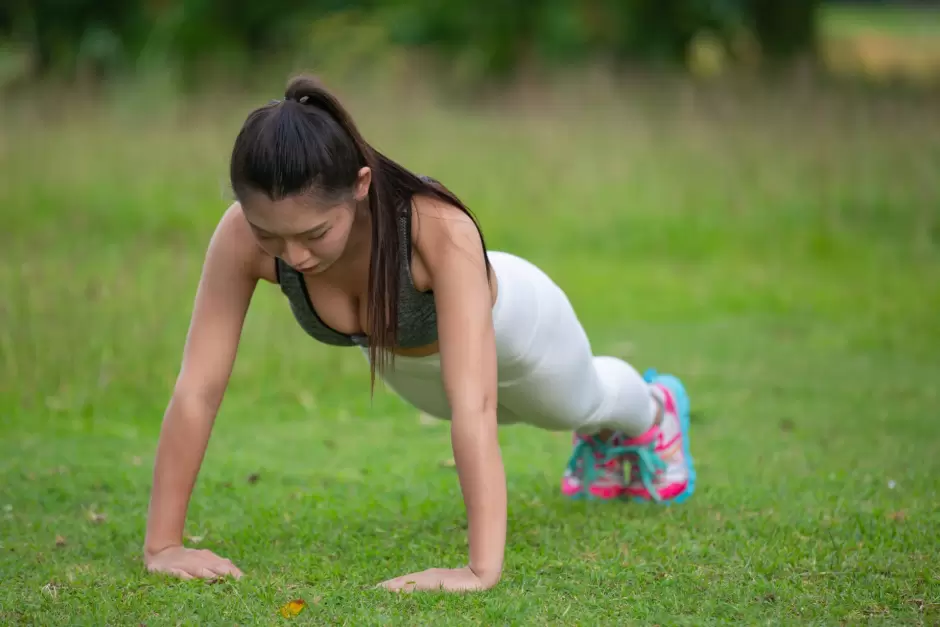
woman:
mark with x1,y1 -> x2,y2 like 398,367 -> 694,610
143,75 -> 696,592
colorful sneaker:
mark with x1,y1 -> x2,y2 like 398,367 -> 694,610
618,369 -> 696,504
561,433 -> 626,500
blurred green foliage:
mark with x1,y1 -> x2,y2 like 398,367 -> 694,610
0,0 -> 819,82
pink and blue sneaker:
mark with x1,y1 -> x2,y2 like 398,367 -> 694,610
560,433 -> 627,500
619,369 -> 696,504
560,369 -> 696,504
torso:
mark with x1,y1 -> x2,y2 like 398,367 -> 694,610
252,196 -> 496,358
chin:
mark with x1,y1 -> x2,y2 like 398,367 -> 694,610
307,260 -> 334,274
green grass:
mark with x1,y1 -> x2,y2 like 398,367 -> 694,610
1,75 -> 940,625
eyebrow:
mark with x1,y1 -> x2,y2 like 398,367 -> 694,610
248,221 -> 328,237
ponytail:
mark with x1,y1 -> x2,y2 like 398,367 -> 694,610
231,75 -> 490,392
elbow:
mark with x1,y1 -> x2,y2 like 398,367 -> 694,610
168,386 -> 221,423
451,395 -> 498,433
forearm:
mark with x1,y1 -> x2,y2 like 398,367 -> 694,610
144,394 -> 216,556
450,408 -> 506,585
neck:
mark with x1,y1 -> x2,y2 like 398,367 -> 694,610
323,198 -> 373,285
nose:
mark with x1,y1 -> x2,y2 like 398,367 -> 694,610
282,240 -> 315,269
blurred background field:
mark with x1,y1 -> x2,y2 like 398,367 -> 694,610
1,1 -> 939,625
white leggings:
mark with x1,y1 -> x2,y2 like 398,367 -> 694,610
370,251 -> 657,437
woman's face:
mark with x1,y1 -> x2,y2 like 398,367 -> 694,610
240,167 -> 371,275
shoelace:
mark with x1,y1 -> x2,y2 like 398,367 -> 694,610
565,436 -> 667,501
606,439 -> 668,502
617,367 -> 670,502
565,368 -> 670,500
564,436 -> 607,489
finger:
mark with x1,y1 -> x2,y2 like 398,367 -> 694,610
399,576 -> 425,593
414,578 -> 444,592
379,577 -> 415,592
378,575 -> 403,588
390,572 -> 433,592
146,563 -> 194,580
195,552 -> 243,579
196,567 -> 220,579
223,559 -> 244,578
208,562 -> 242,579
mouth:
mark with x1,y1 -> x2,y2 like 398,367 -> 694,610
295,264 -> 319,273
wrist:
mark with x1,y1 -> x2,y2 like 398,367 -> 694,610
469,563 -> 502,588
144,538 -> 182,560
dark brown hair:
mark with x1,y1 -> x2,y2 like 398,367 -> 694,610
229,75 -> 489,389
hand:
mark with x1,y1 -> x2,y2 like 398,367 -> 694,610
378,566 -> 497,593
145,545 -> 243,581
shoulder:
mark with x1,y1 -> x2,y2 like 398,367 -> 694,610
211,202 -> 277,283
410,193 -> 484,259
408,193 -> 488,293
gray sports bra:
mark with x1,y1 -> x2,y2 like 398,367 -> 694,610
274,201 -> 437,348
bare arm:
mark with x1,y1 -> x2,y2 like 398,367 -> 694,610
144,204 -> 262,559
416,198 -> 505,587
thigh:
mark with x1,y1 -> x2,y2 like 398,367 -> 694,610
497,334 -> 605,433
491,260 -> 606,432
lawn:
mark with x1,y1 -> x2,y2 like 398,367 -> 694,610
1,68 -> 939,625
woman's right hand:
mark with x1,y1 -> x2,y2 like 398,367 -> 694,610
145,545 -> 244,580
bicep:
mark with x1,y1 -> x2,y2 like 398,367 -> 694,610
174,206 -> 260,408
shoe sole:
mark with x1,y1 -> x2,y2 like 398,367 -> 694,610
562,481 -> 624,501
565,490 -> 624,502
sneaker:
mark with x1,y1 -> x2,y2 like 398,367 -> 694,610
561,433 -> 626,500
618,369 -> 696,504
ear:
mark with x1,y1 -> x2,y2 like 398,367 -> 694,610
353,167 -> 371,202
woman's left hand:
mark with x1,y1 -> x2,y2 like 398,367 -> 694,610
378,566 -> 497,593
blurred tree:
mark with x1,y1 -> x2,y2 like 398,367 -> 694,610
749,0 -> 821,66
0,0 -> 142,76
0,0 -> 823,83
614,0 -> 746,66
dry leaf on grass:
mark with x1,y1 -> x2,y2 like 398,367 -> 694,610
55,535 -> 66,547
247,473 -> 261,485
278,599 -> 306,618
41,582 -> 61,598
